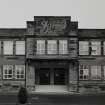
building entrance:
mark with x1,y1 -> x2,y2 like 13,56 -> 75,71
54,68 -> 66,85
35,67 -> 68,85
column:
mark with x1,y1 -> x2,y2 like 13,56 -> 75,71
68,62 -> 78,92
26,63 -> 35,91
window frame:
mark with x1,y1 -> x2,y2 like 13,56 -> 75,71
103,41 -> 105,55
36,40 -> 45,55
15,41 -> 25,55
15,65 -> 25,79
79,41 -> 89,55
0,41 -> 1,55
59,40 -> 68,55
90,41 -> 101,55
3,65 -> 13,79
79,65 -> 89,80
47,40 -> 57,55
90,65 -> 101,80
103,66 -> 105,80
3,41 -> 14,55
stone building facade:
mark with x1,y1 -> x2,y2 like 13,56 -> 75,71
0,16 -> 104,93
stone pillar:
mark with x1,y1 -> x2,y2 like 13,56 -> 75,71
68,62 -> 78,92
26,63 -> 35,91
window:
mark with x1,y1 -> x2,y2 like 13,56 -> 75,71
103,42 -> 105,55
16,41 -> 25,55
59,40 -> 68,54
0,67 -> 1,79
79,65 -> 89,80
0,41 -> 1,55
91,66 -> 101,80
15,65 -> 25,79
91,41 -> 101,55
3,41 -> 13,55
47,40 -> 57,54
103,66 -> 105,80
36,40 -> 45,54
79,41 -> 89,55
3,65 -> 13,79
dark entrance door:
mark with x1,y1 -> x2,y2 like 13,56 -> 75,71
39,68 -> 50,85
35,67 -> 68,85
54,68 -> 66,85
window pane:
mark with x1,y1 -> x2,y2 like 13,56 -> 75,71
91,66 -> 101,80
103,42 -> 105,55
16,41 -> 25,55
103,66 -> 105,80
36,40 -> 45,54
0,41 -> 1,55
9,70 -> 12,74
79,41 -> 89,55
3,65 -> 13,79
91,41 -> 101,55
79,65 -> 89,80
3,41 -> 13,55
59,40 -> 68,54
15,65 -> 25,79
47,40 -> 57,54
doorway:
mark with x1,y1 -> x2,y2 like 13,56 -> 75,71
39,68 -> 50,85
35,67 -> 68,85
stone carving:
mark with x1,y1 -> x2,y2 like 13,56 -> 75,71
35,19 -> 67,35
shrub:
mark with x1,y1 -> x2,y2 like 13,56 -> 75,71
17,86 -> 28,104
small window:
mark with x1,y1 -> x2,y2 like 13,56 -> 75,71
15,65 -> 25,79
47,40 -> 57,54
79,41 -> 89,55
3,41 -> 13,55
59,40 -> 68,54
91,41 -> 101,55
3,65 -> 13,79
36,40 -> 45,54
91,66 -> 101,80
79,65 -> 89,80
16,41 -> 25,55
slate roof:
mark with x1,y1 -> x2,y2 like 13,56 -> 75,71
78,29 -> 105,38
0,28 -> 105,37
0,28 -> 26,36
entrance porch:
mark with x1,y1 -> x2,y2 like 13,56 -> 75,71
26,60 -> 78,93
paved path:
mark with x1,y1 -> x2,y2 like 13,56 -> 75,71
0,93 -> 105,105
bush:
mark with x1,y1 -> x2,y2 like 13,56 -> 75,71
17,86 -> 28,104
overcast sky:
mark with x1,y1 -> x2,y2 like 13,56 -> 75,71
0,0 -> 105,28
